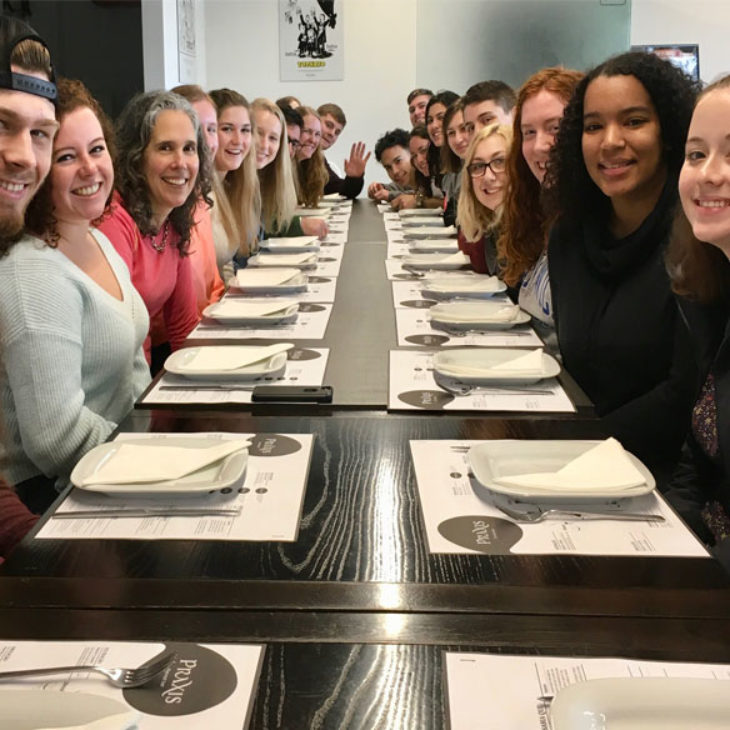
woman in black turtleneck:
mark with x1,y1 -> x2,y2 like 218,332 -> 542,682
545,52 -> 700,482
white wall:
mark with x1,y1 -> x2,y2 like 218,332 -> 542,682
631,0 -> 730,83
203,0 -> 417,190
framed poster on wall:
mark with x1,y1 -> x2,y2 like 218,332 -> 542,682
279,0 -> 343,81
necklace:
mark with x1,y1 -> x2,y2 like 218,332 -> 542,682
150,222 -> 169,253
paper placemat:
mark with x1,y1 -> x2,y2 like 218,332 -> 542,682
192,303 -> 333,340
395,307 -> 542,347
389,350 -> 574,412
0,640 -> 263,728
410,440 -> 707,557
141,348 -> 329,405
385,259 -> 471,281
312,257 -> 343,278
445,653 -> 729,730
321,231 -> 347,245
40,432 -> 313,541
391,281 -> 511,309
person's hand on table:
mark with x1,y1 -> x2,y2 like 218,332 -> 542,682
344,142 -> 370,178
391,193 -> 417,211
301,216 -> 329,239
368,182 -> 390,202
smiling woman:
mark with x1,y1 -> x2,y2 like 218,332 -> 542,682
98,90 -> 213,371
295,106 -> 328,208
546,51 -> 700,480
0,78 -> 150,511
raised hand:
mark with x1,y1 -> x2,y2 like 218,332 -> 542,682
344,142 -> 371,178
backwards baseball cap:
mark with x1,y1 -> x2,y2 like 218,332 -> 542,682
0,15 -> 56,104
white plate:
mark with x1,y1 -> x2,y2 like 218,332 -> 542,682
247,252 -> 318,269
202,298 -> 299,325
421,274 -> 507,299
260,236 -> 320,253
408,239 -> 459,253
551,678 -> 730,730
402,253 -> 470,270
433,347 -> 559,384
0,689 -> 138,730
400,216 -> 445,227
468,440 -> 654,500
164,346 -> 288,381
294,206 -> 333,217
403,225 -> 458,238
231,268 -> 308,294
429,300 -> 530,329
71,436 -> 248,495
398,207 -> 443,217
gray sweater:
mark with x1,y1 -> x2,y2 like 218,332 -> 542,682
0,231 -> 150,486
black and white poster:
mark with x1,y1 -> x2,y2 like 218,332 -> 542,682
279,0 -> 343,81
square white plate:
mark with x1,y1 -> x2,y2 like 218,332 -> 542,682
260,236 -> 320,253
402,252 -> 471,270
202,298 -> 299,325
408,239 -> 459,253
400,216 -> 446,227
231,268 -> 308,294
433,348 -> 560,384
164,346 -> 288,381
247,252 -> 318,269
551,678 -> 730,730
403,225 -> 458,238
421,274 -> 507,299
70,436 -> 248,495
398,207 -> 443,217
429,300 -> 530,329
467,440 -> 654,500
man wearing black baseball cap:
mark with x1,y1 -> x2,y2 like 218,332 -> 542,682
0,15 -> 58,557
0,15 -> 57,247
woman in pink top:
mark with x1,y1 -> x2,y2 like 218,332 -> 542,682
99,91 -> 212,370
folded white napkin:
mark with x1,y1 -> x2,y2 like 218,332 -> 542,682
399,207 -> 443,217
80,439 -> 249,485
208,299 -> 298,318
263,236 -> 319,248
412,240 -> 459,251
294,207 -> 330,216
491,349 -> 544,371
493,438 -> 647,492
182,344 -> 292,372
235,268 -> 301,286
405,225 -> 458,237
433,302 -> 519,323
425,275 -> 500,292
251,252 -> 316,266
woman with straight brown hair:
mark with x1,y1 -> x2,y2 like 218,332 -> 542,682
295,105 -> 329,207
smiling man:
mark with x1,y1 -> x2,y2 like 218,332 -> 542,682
317,102 -> 369,199
0,14 -> 58,549
407,87 -> 433,127
368,128 -> 415,203
462,80 -> 515,140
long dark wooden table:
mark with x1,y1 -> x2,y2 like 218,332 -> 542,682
2,200 -> 729,727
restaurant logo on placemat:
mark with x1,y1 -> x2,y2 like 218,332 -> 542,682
123,643 -> 237,716
297,303 -> 326,313
405,334 -> 450,346
398,390 -> 454,409
287,348 -> 321,361
437,516 -> 522,554
401,299 -> 435,309
249,433 -> 302,456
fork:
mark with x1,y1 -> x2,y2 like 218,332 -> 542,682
437,381 -> 554,397
0,651 -> 175,688
494,502 -> 665,523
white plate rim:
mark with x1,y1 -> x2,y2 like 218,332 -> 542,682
433,348 -> 559,384
164,346 -> 288,381
467,439 -> 655,499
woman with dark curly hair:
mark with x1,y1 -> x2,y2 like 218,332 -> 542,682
545,51 -> 699,480
99,90 -> 212,370
0,78 -> 149,511
664,75 -> 730,568
497,67 -> 583,347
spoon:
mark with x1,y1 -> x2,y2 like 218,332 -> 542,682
494,502 -> 665,523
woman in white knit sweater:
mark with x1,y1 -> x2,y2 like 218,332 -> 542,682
0,79 -> 149,512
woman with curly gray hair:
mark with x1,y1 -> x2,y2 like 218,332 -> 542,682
99,90 -> 213,371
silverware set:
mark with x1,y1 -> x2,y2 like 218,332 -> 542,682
51,506 -> 242,520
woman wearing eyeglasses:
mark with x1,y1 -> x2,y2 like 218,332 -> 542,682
456,124 -> 512,275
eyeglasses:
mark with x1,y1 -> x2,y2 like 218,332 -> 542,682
467,158 -> 506,177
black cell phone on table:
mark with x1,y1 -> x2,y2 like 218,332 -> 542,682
251,385 -> 333,403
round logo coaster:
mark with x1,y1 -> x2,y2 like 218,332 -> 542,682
437,516 -> 523,554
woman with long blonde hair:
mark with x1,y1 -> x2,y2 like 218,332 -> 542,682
296,105 -> 329,207
209,88 -> 262,274
251,97 -> 327,238
456,124 -> 512,275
